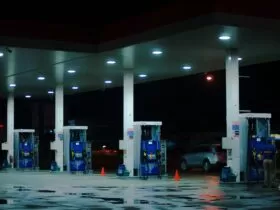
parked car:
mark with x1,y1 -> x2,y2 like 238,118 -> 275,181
180,144 -> 226,172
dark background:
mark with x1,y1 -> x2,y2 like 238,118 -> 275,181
1,61 -> 280,170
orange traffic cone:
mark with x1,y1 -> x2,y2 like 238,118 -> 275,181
100,167 -> 105,176
174,169 -> 180,181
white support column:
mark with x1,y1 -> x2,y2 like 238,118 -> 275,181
122,46 -> 135,176
5,93 -> 14,167
3,51 -> 16,168
51,84 -> 64,171
123,71 -> 134,176
225,49 -> 240,181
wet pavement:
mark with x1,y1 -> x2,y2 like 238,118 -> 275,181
0,171 -> 280,209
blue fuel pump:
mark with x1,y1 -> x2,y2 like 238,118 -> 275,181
118,122 -> 164,178
19,140 -> 34,168
70,141 -> 86,172
14,129 -> 38,170
248,137 -> 276,181
140,125 -> 161,179
221,113 -> 275,183
246,116 -> 276,182
63,126 -> 91,173
140,140 -> 161,177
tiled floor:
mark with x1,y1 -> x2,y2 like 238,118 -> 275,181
0,171 -> 279,209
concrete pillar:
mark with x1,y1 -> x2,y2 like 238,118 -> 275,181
50,52 -> 65,171
52,84 -> 64,171
6,93 -> 14,167
3,51 -> 16,168
123,71 -> 134,176
225,49 -> 240,181
122,46 -> 135,176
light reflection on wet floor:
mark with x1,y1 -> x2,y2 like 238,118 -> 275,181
0,172 -> 279,209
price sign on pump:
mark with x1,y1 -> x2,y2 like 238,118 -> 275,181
127,128 -> 134,139
58,133 -> 64,141
232,121 -> 240,138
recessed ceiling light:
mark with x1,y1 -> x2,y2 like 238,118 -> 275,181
152,50 -> 162,55
238,57 -> 242,61
25,95 -> 31,98
182,65 -> 192,70
48,90 -> 54,94
9,84 -> 16,87
219,35 -> 231,40
106,60 -> 116,64
37,76 -> 45,80
104,80 -> 112,84
0,52 -> 4,57
139,74 -> 147,78
72,86 -> 79,90
67,69 -> 76,74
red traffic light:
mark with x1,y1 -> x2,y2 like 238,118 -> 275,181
0,124 -> 4,128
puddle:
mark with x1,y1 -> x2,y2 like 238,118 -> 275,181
37,189 -> 56,193
149,200 -> 176,207
95,187 -> 115,189
153,188 -> 182,192
81,192 -> 96,198
169,195 -> 194,200
13,186 -> 25,189
0,199 -> 13,204
65,192 -> 77,195
81,193 -> 95,196
24,204 -> 48,209
98,197 -> 124,204
166,188 -> 181,192
87,207 -> 111,210
179,187 -> 199,190
154,194 -> 194,201
223,195 -> 237,199
18,188 -> 31,191
12,185 -> 31,191
0,199 -> 7,204
95,187 -> 112,191
73,186 -> 87,188
123,207 -> 141,210
134,199 -> 149,204
80,195 -> 124,204
239,196 -> 258,199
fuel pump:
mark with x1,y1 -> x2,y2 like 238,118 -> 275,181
14,129 -> 38,170
63,126 -> 91,173
246,117 -> 276,182
118,122 -> 165,178
19,135 -> 33,168
139,124 -> 162,179
70,141 -> 87,172
222,113 -> 276,183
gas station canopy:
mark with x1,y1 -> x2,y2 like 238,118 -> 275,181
1,3 -> 280,97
